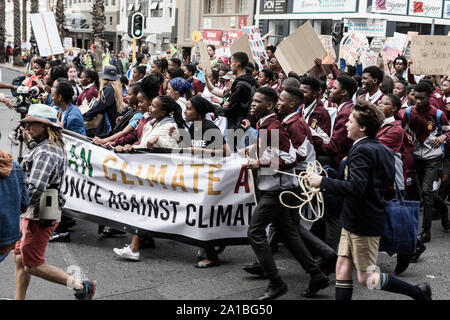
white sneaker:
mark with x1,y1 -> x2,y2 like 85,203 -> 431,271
113,245 -> 140,261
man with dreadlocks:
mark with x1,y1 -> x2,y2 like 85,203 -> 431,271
12,104 -> 97,300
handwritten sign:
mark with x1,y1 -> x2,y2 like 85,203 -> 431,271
340,32 -> 369,66
319,35 -> 336,62
242,26 -> 269,70
410,35 -> 450,75
198,42 -> 212,75
383,33 -> 407,61
369,37 -> 386,53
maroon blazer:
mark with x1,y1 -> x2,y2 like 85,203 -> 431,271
316,99 -> 354,168
282,112 -> 313,162
299,99 -> 331,136
76,85 -> 98,106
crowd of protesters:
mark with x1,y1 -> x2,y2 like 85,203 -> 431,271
0,39 -> 449,301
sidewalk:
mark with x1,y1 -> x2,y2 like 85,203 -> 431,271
0,62 -> 27,75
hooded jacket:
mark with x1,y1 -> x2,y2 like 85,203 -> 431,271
0,150 -> 29,252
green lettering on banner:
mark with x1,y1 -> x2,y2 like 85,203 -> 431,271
67,144 -> 94,177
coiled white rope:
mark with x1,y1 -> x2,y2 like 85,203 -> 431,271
274,160 -> 328,222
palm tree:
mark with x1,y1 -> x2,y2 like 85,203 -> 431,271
0,0 -> 5,63
22,0 -> 27,43
91,0 -> 105,73
55,0 -> 65,42
13,0 -> 23,66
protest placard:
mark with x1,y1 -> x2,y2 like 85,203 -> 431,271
242,26 -> 269,70
319,35 -> 336,63
274,21 -> 326,76
369,37 -> 386,53
230,34 -> 255,64
29,12 -> 64,57
339,32 -> 369,66
410,35 -> 450,76
198,42 -> 212,75
361,51 -> 379,69
63,37 -> 73,50
402,32 -> 418,59
383,33 -> 407,61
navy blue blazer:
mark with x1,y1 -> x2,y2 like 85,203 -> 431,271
320,137 -> 395,236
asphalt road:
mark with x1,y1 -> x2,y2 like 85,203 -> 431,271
1,66 -> 450,301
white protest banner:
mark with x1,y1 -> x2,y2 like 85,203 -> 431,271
274,21 -> 327,76
344,18 -> 387,38
371,0 -> 408,15
293,0 -> 357,13
29,12 -> 64,57
242,26 -> 269,71
339,32 -> 369,66
61,132 -> 256,246
408,0 -> 443,18
410,35 -> 450,76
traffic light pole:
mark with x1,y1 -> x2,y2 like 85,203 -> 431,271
133,37 -> 137,63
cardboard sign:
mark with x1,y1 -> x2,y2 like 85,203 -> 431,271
230,34 -> 255,64
340,32 -> 369,66
410,35 -> 450,76
361,50 -> 379,69
191,31 -> 202,43
30,12 -> 64,57
198,42 -> 212,75
274,21 -> 326,76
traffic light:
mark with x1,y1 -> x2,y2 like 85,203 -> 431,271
128,13 -> 144,39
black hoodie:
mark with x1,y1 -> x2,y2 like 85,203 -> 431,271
223,73 -> 258,130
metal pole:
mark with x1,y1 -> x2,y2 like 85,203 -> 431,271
132,37 -> 136,62
431,18 -> 435,35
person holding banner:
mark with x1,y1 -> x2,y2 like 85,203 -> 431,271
13,104 -> 97,300
245,87 -> 329,300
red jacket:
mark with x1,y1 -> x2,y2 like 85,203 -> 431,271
316,100 -> 354,168
76,84 -> 98,106
256,113 -> 297,191
377,119 -> 405,153
282,112 -> 315,172
299,99 -> 331,137
360,90 -> 384,107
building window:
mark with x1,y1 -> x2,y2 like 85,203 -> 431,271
268,20 -> 284,46
204,0 -> 218,14
238,0 -> 248,13
219,0 -> 233,14
112,0 -> 115,5
105,0 -> 109,6
110,16 -> 113,25
151,1 -> 163,17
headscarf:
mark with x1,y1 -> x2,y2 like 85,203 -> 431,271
169,77 -> 193,95
219,56 -> 229,66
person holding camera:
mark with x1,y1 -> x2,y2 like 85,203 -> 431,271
12,104 -> 97,300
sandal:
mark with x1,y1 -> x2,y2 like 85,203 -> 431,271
195,259 -> 221,268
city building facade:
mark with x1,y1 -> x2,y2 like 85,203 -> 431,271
255,0 -> 450,46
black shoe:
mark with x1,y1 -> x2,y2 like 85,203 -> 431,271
440,208 -> 450,231
242,262 -> 266,278
410,239 -> 426,263
419,231 -> 431,243
319,254 -> 337,276
49,232 -> 71,243
258,282 -> 287,300
416,282 -> 432,300
101,228 -> 126,238
139,236 -> 156,249
395,253 -> 412,274
301,273 -> 329,298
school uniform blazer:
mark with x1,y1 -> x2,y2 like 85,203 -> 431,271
320,137 -> 395,236
64,104 -> 86,136
316,99 -> 354,169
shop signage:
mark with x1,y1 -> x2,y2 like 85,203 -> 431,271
262,0 -> 287,14
293,0 -> 358,13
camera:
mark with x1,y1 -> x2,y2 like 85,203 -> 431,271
11,86 -> 40,116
